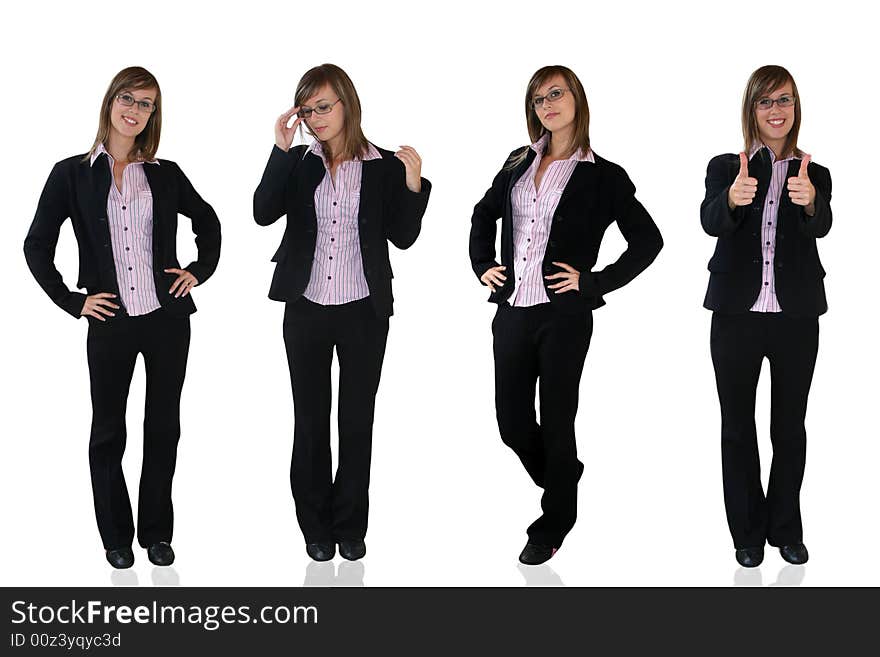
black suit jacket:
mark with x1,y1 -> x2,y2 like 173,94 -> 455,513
469,147 -> 663,313
24,153 -> 221,318
253,144 -> 431,318
700,149 -> 832,317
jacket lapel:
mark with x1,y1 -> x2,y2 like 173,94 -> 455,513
357,156 -> 379,230
556,160 -> 598,211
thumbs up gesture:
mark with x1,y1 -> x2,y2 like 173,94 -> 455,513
728,152 -> 758,209
787,154 -> 816,212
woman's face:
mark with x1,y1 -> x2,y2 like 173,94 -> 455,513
109,87 -> 157,142
303,84 -> 345,145
532,74 -> 576,136
754,82 -> 795,147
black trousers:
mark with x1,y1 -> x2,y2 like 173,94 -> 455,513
492,302 -> 593,547
283,297 -> 389,544
86,308 -> 190,550
710,312 -> 819,549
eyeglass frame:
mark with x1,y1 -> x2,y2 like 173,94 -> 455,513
115,92 -> 157,114
531,87 -> 571,110
297,98 -> 343,119
754,94 -> 796,111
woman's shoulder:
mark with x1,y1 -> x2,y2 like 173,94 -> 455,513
707,153 -> 740,168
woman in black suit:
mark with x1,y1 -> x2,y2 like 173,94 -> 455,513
24,66 -> 221,569
701,65 -> 831,568
469,65 -> 663,565
253,63 -> 430,562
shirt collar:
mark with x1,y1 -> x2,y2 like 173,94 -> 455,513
89,143 -> 159,167
749,142 -> 798,164
307,140 -> 382,164
529,133 -> 594,163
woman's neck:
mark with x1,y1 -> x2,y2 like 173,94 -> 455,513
546,129 -> 574,159
106,133 -> 135,163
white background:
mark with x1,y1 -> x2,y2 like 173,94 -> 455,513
1,0 -> 876,587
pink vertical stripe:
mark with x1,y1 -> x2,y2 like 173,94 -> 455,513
509,134 -> 594,307
91,144 -> 161,317
749,145 -> 799,313
302,141 -> 380,305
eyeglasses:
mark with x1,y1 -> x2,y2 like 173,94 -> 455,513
116,93 -> 157,114
532,88 -> 570,110
297,98 -> 342,118
755,94 -> 796,110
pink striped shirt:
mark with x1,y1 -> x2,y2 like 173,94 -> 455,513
510,134 -> 595,307
90,144 -> 161,317
302,141 -> 381,305
749,144 -> 798,313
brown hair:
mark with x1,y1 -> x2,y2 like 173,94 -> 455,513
87,67 -> 162,163
506,65 -> 591,169
741,65 -> 802,158
294,63 -> 369,163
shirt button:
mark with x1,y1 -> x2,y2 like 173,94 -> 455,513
527,238 -> 531,242
766,241 -> 770,246
767,222 -> 772,225
522,257 -> 526,261
333,202 -> 337,206
327,276 -> 332,280
329,256 -> 333,260
124,227 -> 128,231
122,206 -> 126,210
331,238 -> 335,242
128,266 -> 133,271
765,261 -> 769,265
125,247 -> 130,251
533,198 -> 536,203
764,282 -> 769,286
130,286 -> 135,291
769,201 -> 774,205
332,220 -> 336,224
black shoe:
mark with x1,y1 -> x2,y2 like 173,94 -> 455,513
306,542 -> 335,562
147,542 -> 175,567
105,547 -> 134,569
779,543 -> 809,565
735,546 -> 764,568
518,543 -> 556,565
338,539 -> 366,561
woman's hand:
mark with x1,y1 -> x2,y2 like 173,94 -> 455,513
80,293 -> 119,321
395,145 -> 422,192
728,151 -> 758,209
165,268 -> 199,298
787,155 -> 816,215
480,265 -> 507,292
545,262 -> 580,294
275,105 -> 304,152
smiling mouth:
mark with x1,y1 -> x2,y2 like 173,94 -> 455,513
122,116 -> 139,127
767,118 -> 785,127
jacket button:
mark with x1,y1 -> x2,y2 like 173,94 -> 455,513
543,265 -> 551,273
98,217 -> 106,222
548,240 -> 556,247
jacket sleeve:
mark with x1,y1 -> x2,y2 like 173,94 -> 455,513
798,162 -> 832,238
253,145 -> 304,226
385,155 -> 431,250
23,162 -> 87,318
580,166 -> 663,297
174,162 -> 221,285
700,154 -> 745,237
469,153 -> 516,283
